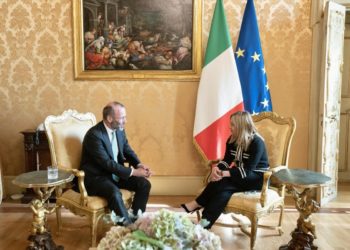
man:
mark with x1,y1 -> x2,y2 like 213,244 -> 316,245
81,101 -> 151,225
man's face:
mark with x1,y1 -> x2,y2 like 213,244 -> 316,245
110,106 -> 127,130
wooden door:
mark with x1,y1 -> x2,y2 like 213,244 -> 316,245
316,1 -> 346,205
339,14 -> 350,182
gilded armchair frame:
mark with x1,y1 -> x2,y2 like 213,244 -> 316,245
44,109 -> 134,247
197,112 -> 296,249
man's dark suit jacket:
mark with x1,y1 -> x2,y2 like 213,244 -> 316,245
80,121 -> 140,181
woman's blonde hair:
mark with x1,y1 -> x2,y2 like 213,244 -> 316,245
229,111 -> 257,151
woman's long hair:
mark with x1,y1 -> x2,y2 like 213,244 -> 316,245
229,111 -> 257,151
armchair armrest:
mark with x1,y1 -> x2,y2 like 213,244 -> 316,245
71,169 -> 89,206
271,165 -> 287,173
270,166 -> 287,196
260,171 -> 272,207
208,159 -> 221,166
203,159 -> 221,184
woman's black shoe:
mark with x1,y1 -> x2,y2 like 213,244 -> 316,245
180,204 -> 201,214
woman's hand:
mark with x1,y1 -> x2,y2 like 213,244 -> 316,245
210,166 -> 223,182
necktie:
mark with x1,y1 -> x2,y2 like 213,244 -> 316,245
111,131 -> 119,162
111,131 -> 119,182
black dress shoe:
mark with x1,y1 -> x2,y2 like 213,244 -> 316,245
116,218 -> 132,226
180,204 -> 201,214
116,221 -> 127,226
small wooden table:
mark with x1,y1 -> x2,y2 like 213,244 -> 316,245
21,130 -> 51,172
273,168 -> 331,250
13,170 -> 74,250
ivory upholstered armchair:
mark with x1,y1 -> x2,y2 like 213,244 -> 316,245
44,109 -> 134,247
197,112 -> 296,249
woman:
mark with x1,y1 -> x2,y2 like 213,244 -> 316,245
181,111 -> 269,228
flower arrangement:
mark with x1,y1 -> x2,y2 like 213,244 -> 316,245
98,209 -> 222,250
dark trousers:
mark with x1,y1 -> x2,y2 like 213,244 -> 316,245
85,175 -> 151,224
196,178 -> 238,229
196,171 -> 263,229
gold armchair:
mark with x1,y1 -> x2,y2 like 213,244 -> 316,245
44,109 -> 134,247
197,112 -> 296,249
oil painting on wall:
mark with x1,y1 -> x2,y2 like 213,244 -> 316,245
73,0 -> 202,80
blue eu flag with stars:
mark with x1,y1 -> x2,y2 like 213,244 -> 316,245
235,0 -> 272,114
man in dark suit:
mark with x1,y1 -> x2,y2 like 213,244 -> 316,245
81,101 -> 151,225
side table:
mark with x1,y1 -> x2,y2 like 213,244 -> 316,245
273,168 -> 331,250
12,170 -> 74,250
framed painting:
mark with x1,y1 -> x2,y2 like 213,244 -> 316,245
72,0 -> 202,81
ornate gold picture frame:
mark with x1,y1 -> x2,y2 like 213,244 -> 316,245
72,0 -> 202,81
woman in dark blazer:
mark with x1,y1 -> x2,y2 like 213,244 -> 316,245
182,111 -> 269,228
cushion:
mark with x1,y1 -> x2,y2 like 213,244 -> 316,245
59,189 -> 133,210
226,189 -> 283,213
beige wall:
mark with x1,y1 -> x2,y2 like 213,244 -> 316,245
0,0 -> 311,193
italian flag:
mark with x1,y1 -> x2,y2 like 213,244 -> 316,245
193,0 -> 244,161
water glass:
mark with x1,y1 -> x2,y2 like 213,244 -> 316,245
47,166 -> 58,180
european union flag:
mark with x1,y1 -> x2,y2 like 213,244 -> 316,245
235,0 -> 272,114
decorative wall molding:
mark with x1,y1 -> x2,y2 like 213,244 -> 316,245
0,0 -> 314,191
310,0 -> 326,27
0,159 -> 3,203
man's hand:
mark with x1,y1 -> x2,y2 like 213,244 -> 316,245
138,163 -> 152,177
137,163 -> 150,171
133,164 -> 152,178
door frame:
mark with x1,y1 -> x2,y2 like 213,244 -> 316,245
309,0 -> 349,204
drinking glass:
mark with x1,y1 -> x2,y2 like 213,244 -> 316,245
47,166 -> 58,180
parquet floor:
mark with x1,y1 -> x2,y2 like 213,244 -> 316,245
0,184 -> 349,250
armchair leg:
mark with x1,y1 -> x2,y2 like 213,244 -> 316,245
277,204 -> 285,235
91,213 -> 98,247
250,217 -> 258,250
56,205 -> 62,235
196,210 -> 201,222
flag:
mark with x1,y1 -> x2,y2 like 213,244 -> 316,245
235,0 -> 272,114
193,0 -> 244,161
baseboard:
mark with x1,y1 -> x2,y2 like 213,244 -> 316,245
339,180 -> 350,184
3,175 -> 204,197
